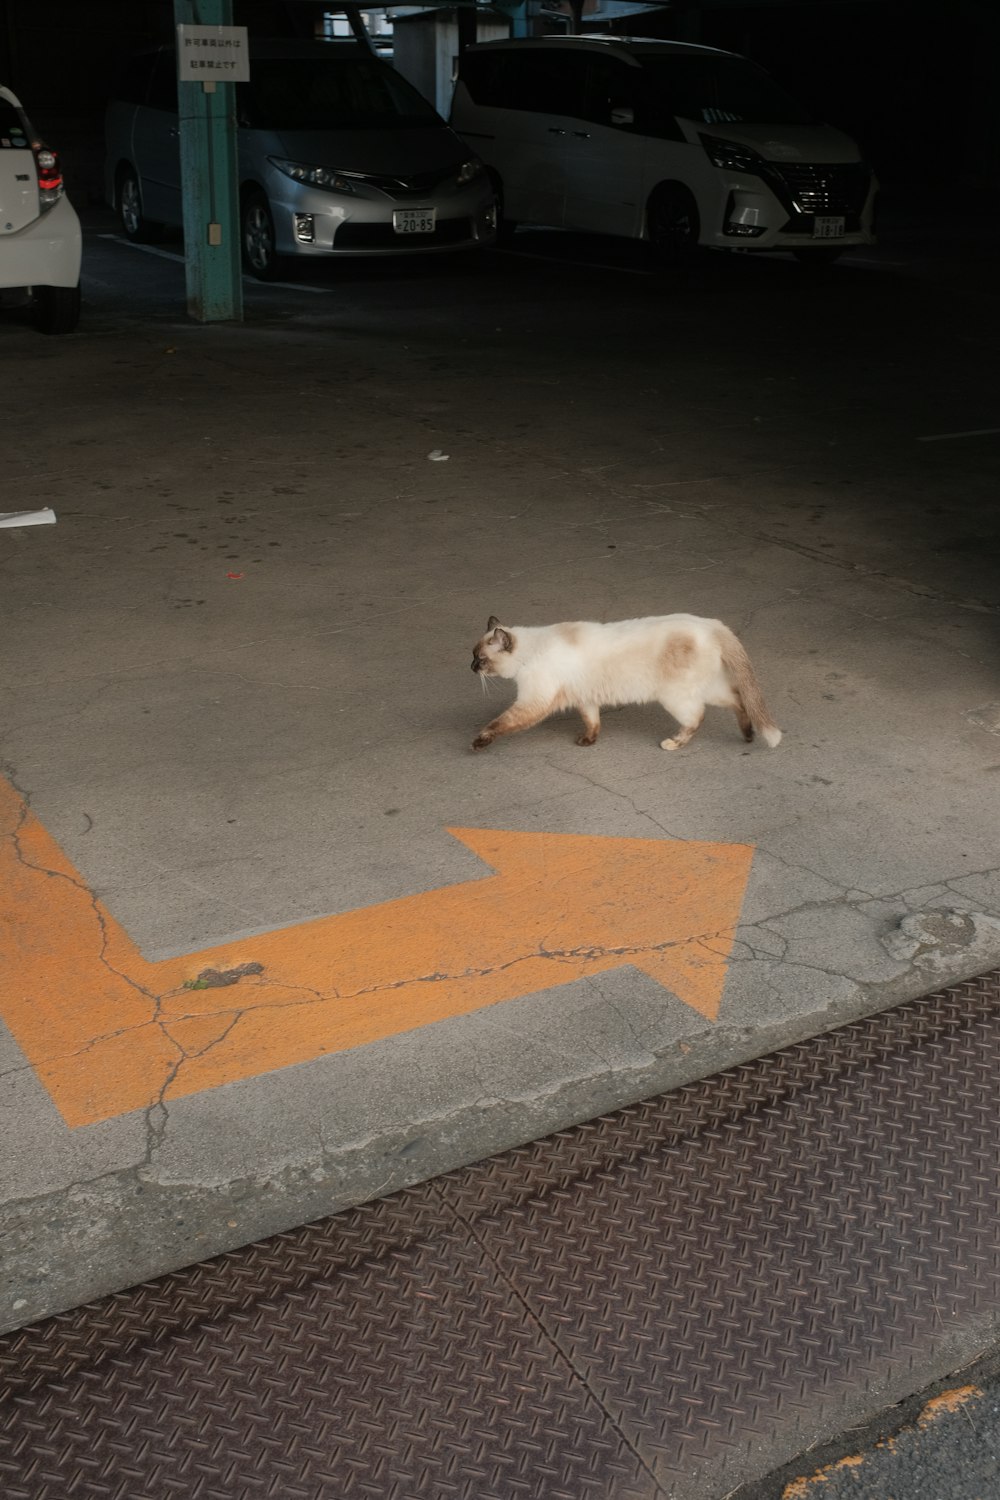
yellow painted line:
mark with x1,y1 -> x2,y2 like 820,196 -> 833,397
1,776 -> 754,1128
781,1385 -> 986,1496
917,1384 -> 983,1427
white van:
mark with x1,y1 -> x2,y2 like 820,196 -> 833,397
451,36 -> 877,265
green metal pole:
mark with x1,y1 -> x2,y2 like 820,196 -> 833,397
173,0 -> 243,323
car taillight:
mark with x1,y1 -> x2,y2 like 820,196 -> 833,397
34,144 -> 64,208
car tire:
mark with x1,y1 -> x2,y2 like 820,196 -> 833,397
241,192 -> 281,280
793,247 -> 845,268
646,184 -> 699,267
33,283 -> 81,335
117,165 -> 160,243
488,173 -> 518,245
497,213 -> 519,246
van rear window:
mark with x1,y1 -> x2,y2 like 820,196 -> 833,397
239,59 -> 441,130
640,55 -> 815,127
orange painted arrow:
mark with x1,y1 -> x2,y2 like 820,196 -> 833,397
1,776 -> 754,1128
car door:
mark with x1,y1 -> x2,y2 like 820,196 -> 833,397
131,49 -> 182,226
486,49 -> 590,231
559,55 -> 646,240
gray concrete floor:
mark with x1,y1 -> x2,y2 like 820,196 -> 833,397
2,211 -> 1000,1341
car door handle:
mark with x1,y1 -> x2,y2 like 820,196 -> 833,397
574,131 -> 591,139
547,127 -> 566,135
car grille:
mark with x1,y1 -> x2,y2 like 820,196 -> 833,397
766,161 -> 871,217
334,216 -> 475,250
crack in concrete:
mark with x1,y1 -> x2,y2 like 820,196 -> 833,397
6,773 -> 162,1016
17,919 -> 745,1093
544,756 -> 683,840
8,747 -> 999,1147
569,453 -> 998,617
752,529 -> 1000,615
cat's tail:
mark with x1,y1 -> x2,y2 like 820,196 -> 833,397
718,629 -> 782,747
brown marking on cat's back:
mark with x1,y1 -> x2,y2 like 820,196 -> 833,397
556,623 -> 584,647
660,632 -> 696,676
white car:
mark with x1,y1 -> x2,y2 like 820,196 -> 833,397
1,84 -> 81,333
451,38 -> 877,266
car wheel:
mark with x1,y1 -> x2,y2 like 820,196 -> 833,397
793,247 -> 845,268
646,184 -> 699,267
488,174 -> 518,245
33,283 -> 81,335
497,211 -> 519,246
117,166 -> 160,242
242,192 -> 280,280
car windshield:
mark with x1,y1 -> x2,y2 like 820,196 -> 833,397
239,58 -> 442,130
640,54 -> 816,126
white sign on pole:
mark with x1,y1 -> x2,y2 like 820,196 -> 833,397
176,25 -> 250,83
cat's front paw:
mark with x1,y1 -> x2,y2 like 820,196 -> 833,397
471,732 -> 494,751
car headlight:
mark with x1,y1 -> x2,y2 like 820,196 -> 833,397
270,158 -> 360,194
699,134 -> 763,175
456,158 -> 484,186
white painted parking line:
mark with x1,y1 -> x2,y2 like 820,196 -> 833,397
254,279 -> 330,294
98,234 -> 331,292
98,234 -> 184,263
843,253 -> 907,266
498,245 -> 653,277
918,427 -> 1000,442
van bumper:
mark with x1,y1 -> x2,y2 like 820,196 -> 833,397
699,168 -> 877,252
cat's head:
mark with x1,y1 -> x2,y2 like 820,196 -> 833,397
471,616 -> 517,678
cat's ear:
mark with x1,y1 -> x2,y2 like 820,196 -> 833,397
493,626 -> 513,653
487,615 -> 500,630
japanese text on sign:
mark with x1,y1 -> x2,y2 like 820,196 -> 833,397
176,25 -> 250,83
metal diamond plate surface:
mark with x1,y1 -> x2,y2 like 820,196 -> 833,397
4,973 -> 1000,1499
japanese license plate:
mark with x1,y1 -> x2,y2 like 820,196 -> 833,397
813,216 -> 845,239
393,209 -> 436,235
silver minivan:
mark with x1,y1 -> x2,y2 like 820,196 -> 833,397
105,39 -> 496,278
451,36 -> 877,265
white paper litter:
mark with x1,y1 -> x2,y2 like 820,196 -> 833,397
0,508 -> 57,528
427,449 -> 450,462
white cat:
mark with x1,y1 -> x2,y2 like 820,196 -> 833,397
470,613 -> 781,752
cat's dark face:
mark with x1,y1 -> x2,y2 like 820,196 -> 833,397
471,617 -> 516,677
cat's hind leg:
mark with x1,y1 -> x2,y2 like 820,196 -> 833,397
734,695 -> 754,742
575,704 -> 601,747
659,697 -> 704,751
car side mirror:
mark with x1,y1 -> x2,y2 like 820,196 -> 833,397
610,106 -> 634,127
